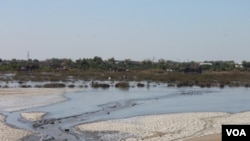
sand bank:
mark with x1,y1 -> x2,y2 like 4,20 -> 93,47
0,115 -> 33,141
185,133 -> 220,141
20,112 -> 46,121
78,112 -> 250,141
0,88 -> 83,141
0,88 -> 83,112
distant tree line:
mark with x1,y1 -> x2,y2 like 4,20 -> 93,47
0,57 -> 246,72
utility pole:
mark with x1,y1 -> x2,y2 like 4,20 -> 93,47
27,51 -> 29,60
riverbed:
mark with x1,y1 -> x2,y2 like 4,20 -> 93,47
1,82 -> 250,141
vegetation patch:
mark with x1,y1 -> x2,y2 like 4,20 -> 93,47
137,83 -> 145,87
43,83 -> 66,88
115,82 -> 130,88
0,57 -> 249,84
20,85 -> 32,88
68,84 -> 75,88
91,82 -> 110,89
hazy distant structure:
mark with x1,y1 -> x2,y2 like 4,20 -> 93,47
27,51 -> 30,60
199,62 -> 212,66
22,51 -> 33,71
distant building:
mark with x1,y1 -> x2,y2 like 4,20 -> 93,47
235,63 -> 243,68
166,69 -> 173,72
199,62 -> 212,66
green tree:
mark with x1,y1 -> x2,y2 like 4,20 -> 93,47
242,61 -> 250,68
158,59 -> 166,70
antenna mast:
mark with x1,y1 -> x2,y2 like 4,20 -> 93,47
27,51 -> 29,60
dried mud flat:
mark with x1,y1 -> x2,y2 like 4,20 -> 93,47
78,112 -> 250,141
0,88 -> 81,112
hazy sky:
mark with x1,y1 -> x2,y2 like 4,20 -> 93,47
0,0 -> 249,62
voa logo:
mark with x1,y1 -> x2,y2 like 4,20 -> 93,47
226,129 -> 246,136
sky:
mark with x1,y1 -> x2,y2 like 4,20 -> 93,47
0,0 -> 250,63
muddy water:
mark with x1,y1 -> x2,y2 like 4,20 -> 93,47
4,84 -> 250,141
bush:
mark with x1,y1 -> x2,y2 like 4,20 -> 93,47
20,85 -> 32,88
43,83 -> 66,88
220,83 -> 225,88
91,82 -> 110,88
68,84 -> 75,88
115,82 -> 130,88
137,83 -> 145,87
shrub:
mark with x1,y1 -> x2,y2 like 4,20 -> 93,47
91,82 -> 110,88
43,83 -> 66,88
115,82 -> 130,88
220,83 -> 225,88
68,84 -> 75,88
20,85 -> 32,88
137,83 -> 145,87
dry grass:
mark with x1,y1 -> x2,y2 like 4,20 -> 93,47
4,70 -> 250,88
